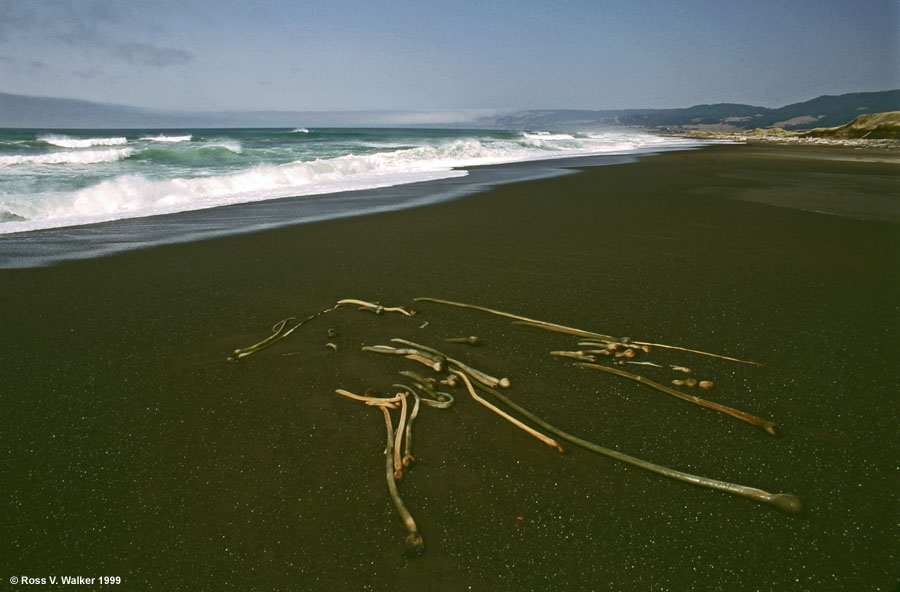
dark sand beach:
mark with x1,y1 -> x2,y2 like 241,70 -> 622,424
2,144 -> 898,590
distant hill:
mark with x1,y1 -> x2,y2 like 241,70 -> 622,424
0,92 -> 205,128
764,92 -> 900,129
477,90 -> 900,131
1,89 -> 898,130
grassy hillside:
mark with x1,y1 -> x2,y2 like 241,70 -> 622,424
804,111 -> 900,139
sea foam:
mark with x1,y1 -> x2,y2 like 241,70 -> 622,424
140,134 -> 192,143
39,135 -> 128,148
0,148 -> 134,166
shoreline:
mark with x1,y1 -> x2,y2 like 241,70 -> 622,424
2,140 -> 896,269
0,126 -> 707,267
0,149 -> 660,269
2,142 -> 898,590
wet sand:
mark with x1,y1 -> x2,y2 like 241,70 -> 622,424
2,143 -> 898,590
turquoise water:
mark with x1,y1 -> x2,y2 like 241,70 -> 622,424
0,127 -> 702,234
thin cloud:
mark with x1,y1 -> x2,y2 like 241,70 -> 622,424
0,54 -> 50,74
0,2 -> 29,42
116,42 -> 193,67
74,66 -> 107,80
0,1 -> 118,42
0,1 -> 192,68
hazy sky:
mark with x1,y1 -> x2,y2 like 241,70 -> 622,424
0,0 -> 897,112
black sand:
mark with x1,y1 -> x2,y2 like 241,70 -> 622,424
2,144 -> 898,590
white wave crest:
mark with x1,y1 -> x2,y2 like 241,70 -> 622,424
204,141 -> 242,154
524,131 -> 577,141
140,134 -> 192,143
0,148 -> 134,166
291,128 -> 310,134
39,135 -> 128,149
520,132 -> 581,149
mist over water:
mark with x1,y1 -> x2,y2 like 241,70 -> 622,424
0,128 -> 703,234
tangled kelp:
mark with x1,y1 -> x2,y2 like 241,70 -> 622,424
227,297 -> 802,556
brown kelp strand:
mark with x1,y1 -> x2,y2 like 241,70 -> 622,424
391,338 -> 510,388
403,392 -> 421,467
229,299 -> 418,363
574,362 -> 777,435
451,370 -> 564,453
227,317 -> 295,362
473,382 -> 800,513
445,336 -> 482,345
334,388 -> 402,409
415,296 -> 622,342
378,406 -> 425,557
416,296 -> 763,366
393,393 -> 408,479
394,382 -> 455,410
550,350 -> 598,362
630,340 -> 766,367
337,298 -> 415,317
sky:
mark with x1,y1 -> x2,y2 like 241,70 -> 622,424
0,0 -> 898,113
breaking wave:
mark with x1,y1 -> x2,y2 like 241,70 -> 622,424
0,148 -> 134,166
205,141 -> 242,154
39,135 -> 128,148
140,134 -> 192,143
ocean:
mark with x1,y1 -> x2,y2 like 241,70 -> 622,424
0,127 -> 705,266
